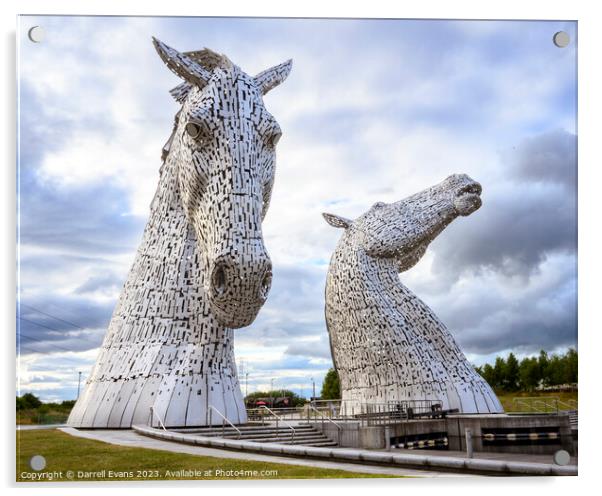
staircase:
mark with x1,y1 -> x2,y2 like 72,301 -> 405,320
171,423 -> 337,447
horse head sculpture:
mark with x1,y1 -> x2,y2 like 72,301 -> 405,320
154,38 -> 291,328
323,174 -> 502,414
67,40 -> 292,428
324,174 -> 482,271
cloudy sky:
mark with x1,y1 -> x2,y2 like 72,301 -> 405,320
17,16 -> 577,402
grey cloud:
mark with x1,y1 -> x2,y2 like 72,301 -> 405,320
430,130 -> 577,282
236,264 -> 333,362
245,264 -> 328,338
423,253 -> 577,356
19,174 -> 144,255
75,272 -> 124,295
19,252 -> 116,273
451,279 -> 577,354
17,295 -> 113,355
27,375 -> 68,384
284,335 -> 332,360
509,129 -> 577,187
250,356 -> 330,372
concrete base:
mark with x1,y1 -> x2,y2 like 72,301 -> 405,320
311,414 -> 575,455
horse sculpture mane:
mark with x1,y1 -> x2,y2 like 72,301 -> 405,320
68,39 -> 291,428
323,174 -> 504,414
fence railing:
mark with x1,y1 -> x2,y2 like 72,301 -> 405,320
246,406 -> 296,443
308,404 -> 342,444
149,406 -> 167,430
360,400 -> 447,425
247,406 -> 305,420
302,399 -> 448,426
207,405 -> 242,439
511,397 -> 578,414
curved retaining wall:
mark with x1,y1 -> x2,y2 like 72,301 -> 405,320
132,425 -> 577,476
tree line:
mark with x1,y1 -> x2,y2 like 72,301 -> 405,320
474,348 -> 577,392
319,348 -> 577,399
16,393 -> 75,412
321,368 -> 341,400
244,389 -> 306,407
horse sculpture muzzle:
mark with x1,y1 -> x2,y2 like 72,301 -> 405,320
207,248 -> 273,328
449,174 -> 483,216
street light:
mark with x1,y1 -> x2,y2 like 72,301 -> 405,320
77,371 -> 82,399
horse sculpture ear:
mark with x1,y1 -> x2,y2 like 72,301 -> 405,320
254,59 -> 293,95
152,37 -> 212,88
322,212 -> 352,229
169,82 -> 193,103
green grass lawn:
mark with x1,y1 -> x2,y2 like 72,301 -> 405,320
17,429 -> 398,482
497,391 -> 577,413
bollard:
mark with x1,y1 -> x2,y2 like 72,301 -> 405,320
465,428 -> 474,458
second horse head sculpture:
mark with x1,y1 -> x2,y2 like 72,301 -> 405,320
323,174 -> 503,414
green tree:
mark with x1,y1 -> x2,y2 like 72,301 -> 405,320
321,368 -> 341,400
518,357 -> 540,391
504,353 -> 520,391
245,389 -> 306,407
492,357 -> 506,390
538,350 -> 550,386
476,349 -> 577,392
563,348 -> 578,383
17,393 -> 42,410
480,363 -> 495,386
547,354 -> 566,386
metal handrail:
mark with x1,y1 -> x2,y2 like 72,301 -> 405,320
512,397 -> 578,414
512,398 -> 547,413
259,405 -> 296,444
557,399 -> 578,410
208,405 -> 242,439
246,406 -> 306,421
308,398 -> 444,424
533,399 -> 555,413
308,404 -> 342,445
149,406 -> 167,430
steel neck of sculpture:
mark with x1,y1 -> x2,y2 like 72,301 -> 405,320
323,174 -> 504,414
67,39 -> 292,428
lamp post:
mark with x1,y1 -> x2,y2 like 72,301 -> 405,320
77,371 -> 82,399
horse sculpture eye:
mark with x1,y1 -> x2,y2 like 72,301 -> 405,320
186,121 -> 212,144
185,122 -> 202,139
269,131 -> 281,147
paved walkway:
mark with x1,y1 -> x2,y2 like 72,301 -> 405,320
60,428 -> 466,478
18,424 -> 67,430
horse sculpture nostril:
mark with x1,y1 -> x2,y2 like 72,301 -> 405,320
260,270 -> 272,299
211,263 -> 227,297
